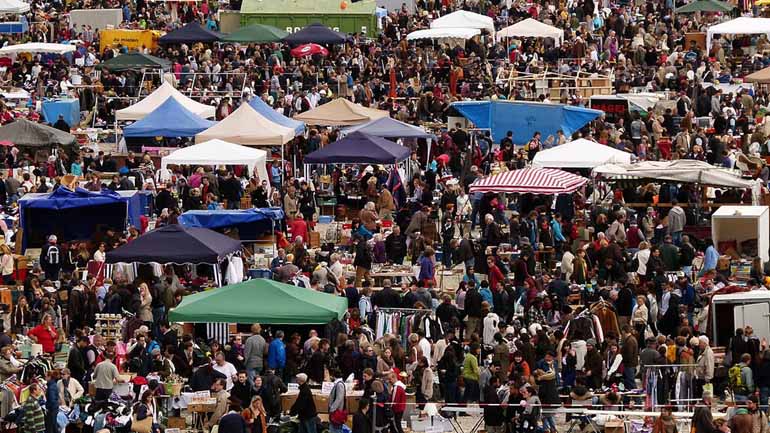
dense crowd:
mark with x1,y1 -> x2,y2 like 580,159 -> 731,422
0,0 -> 769,432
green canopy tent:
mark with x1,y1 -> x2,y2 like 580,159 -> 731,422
222,24 -> 289,43
95,53 -> 172,71
168,278 -> 348,324
675,0 -> 735,13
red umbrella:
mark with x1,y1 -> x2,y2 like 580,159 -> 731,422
290,43 -> 329,58
436,154 -> 450,164
0,141 -> 12,147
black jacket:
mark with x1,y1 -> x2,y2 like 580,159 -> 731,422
483,384 -> 505,426
352,410 -> 370,433
385,233 -> 407,261
464,288 -> 483,319
291,383 -> 318,420
372,287 -> 401,309
218,412 -> 248,433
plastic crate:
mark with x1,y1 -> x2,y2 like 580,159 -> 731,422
248,269 -> 272,280
318,215 -> 333,224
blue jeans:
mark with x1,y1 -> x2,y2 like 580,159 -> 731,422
761,386 -> 770,411
623,366 -> 636,391
470,200 -> 481,229
672,231 -> 683,246
299,417 -> 317,433
543,415 -> 557,432
247,367 -> 262,384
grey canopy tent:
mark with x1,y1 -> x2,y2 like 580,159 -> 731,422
0,118 -> 77,147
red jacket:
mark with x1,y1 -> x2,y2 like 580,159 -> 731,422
390,383 -> 406,414
488,264 -> 505,290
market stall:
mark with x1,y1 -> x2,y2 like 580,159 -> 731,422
469,167 -> 589,194
95,53 -> 171,71
248,96 -> 305,135
451,100 -> 602,144
0,118 -> 76,149
531,139 -> 633,169
706,16 -> 770,51
304,131 -> 411,164
158,21 -> 222,44
195,103 -> 294,146
406,27 -> 481,42
221,23 -> 288,43
123,97 -> 216,138
711,205 -> 769,262
592,160 -> 757,189
18,186 -> 143,251
429,10 -> 495,33
293,98 -> 388,127
115,81 -> 216,121
161,139 -> 271,192
178,207 -> 284,243
0,42 -> 75,55
106,224 -> 243,287
168,278 -> 348,323
496,18 -> 564,46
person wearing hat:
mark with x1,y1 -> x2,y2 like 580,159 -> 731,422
583,339 -> 603,390
40,235 -> 61,281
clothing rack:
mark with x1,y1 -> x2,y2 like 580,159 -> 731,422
375,307 -> 425,312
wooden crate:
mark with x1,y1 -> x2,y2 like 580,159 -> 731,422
309,231 -> 321,248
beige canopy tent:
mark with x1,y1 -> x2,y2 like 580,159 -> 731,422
293,98 -> 389,126
496,18 -> 564,46
195,103 -> 294,145
744,66 -> 770,84
116,82 -> 216,121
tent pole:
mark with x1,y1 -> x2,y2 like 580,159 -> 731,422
281,142 -> 285,187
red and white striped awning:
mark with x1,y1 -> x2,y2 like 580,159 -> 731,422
469,167 -> 588,194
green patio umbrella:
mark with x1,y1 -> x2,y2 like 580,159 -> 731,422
95,53 -> 172,71
222,24 -> 289,43
675,0 -> 735,13
167,278 -> 348,325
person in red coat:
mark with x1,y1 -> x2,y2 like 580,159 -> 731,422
289,213 -> 308,244
388,371 -> 406,433
486,256 -> 505,291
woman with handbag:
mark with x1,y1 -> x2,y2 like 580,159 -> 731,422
131,390 -> 159,433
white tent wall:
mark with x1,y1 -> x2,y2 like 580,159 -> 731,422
706,17 -> 770,52
69,9 -> 122,31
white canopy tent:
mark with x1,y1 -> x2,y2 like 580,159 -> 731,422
406,27 -> 481,41
195,103 -> 294,146
496,18 -> 564,46
161,139 -> 270,187
532,139 -> 633,168
592,159 -> 756,188
116,81 -> 216,121
706,17 -> 770,52
0,42 -> 73,55
430,10 -> 495,33
0,0 -> 29,14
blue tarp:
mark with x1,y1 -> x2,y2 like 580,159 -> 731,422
19,187 -> 142,250
179,208 -> 284,241
248,97 -> 305,136
341,117 -> 436,139
451,101 -> 603,144
124,97 -> 216,138
42,98 -> 80,128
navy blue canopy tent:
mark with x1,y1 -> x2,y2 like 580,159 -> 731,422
178,208 -> 284,241
341,117 -> 436,139
451,100 -> 603,144
106,224 -> 241,264
248,97 -> 305,136
304,131 -> 411,164
105,224 -> 242,286
159,22 -> 222,44
19,187 -> 142,250
281,23 -> 348,45
123,97 -> 216,138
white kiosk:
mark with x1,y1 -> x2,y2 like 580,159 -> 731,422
711,205 -> 769,263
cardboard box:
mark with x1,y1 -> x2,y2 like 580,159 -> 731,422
605,420 -> 624,433
167,417 -> 186,429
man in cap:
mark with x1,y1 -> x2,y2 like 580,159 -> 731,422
40,235 -> 61,281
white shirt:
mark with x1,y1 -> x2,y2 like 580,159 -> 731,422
212,361 -> 238,390
418,338 -> 432,366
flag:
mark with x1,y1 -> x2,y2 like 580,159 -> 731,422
386,168 -> 405,208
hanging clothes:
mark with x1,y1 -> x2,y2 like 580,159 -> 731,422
590,301 -> 620,337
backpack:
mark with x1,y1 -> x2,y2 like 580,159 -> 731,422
728,364 -> 745,393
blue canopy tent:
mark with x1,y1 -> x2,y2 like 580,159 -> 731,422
304,131 -> 411,164
19,187 -> 142,251
178,208 -> 285,242
123,97 -> 216,138
248,97 -> 305,136
451,100 -> 603,144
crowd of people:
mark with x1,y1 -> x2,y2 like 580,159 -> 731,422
0,0 -> 770,432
